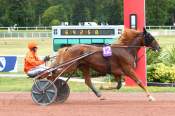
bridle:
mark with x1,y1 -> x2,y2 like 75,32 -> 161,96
143,32 -> 155,47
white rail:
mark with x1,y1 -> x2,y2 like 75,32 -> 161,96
0,32 -> 51,39
0,26 -> 51,31
0,26 -> 174,39
146,26 -> 175,30
0,26 -> 175,31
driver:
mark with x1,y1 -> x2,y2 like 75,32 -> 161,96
24,41 -> 50,78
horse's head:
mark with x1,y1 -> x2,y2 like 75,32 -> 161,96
142,28 -> 160,52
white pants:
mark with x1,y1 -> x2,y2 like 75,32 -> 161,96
27,65 -> 49,77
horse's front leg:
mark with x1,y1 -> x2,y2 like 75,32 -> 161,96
112,74 -> 123,90
80,66 -> 105,100
123,65 -> 155,101
111,67 -> 124,90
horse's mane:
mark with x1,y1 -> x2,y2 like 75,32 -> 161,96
114,29 -> 141,45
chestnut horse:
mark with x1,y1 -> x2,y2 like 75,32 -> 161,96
51,28 -> 160,101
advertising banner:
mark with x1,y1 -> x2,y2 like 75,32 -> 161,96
0,56 -> 17,72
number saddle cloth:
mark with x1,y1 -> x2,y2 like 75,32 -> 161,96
103,45 -> 112,57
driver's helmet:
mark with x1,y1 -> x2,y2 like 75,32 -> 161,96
28,41 -> 38,50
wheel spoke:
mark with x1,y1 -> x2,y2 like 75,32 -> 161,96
46,89 -> 56,94
37,95 -> 44,103
42,81 -> 50,90
45,93 -> 52,102
34,82 -> 42,92
32,90 -> 42,95
37,81 -> 42,89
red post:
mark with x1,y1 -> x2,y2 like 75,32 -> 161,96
124,0 -> 145,30
124,0 -> 147,86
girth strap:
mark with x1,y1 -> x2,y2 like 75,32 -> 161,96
104,57 -> 111,74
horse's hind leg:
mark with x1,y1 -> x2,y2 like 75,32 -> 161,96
80,66 -> 105,100
123,66 -> 155,101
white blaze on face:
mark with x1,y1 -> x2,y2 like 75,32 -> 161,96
0,57 -> 6,71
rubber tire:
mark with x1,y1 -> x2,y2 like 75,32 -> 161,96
54,79 -> 70,103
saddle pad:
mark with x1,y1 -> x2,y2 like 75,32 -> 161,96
103,46 -> 112,57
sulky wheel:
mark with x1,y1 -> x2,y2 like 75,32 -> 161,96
54,79 -> 70,103
31,80 -> 57,106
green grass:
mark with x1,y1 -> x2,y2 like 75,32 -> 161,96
0,39 -> 52,56
119,86 -> 175,92
0,77 -> 33,92
0,77 -> 175,92
156,36 -> 175,47
0,77 -> 90,92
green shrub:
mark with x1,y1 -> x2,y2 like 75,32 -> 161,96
159,46 -> 175,65
147,65 -> 156,82
147,63 -> 175,83
146,49 -> 162,65
103,75 -> 115,82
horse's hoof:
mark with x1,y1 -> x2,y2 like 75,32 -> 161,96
148,95 -> 156,102
96,93 -> 102,97
99,96 -> 106,100
116,81 -> 122,90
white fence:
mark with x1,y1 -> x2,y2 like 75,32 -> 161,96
0,26 -> 175,31
0,26 -> 51,31
0,26 -> 51,39
148,30 -> 175,36
145,26 -> 175,36
0,32 -> 51,39
146,26 -> 175,30
0,26 -> 175,39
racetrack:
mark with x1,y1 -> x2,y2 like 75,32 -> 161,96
0,92 -> 175,116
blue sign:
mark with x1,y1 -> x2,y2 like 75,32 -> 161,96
0,56 -> 17,72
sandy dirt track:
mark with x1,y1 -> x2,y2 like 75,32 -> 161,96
0,92 -> 175,116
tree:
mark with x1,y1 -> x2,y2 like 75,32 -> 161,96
0,0 -> 10,26
108,0 -> 123,25
166,0 -> 175,25
0,0 -> 36,26
71,0 -> 92,24
146,0 -> 170,25
0,0 -> 174,26
31,0 -> 49,26
42,5 -> 68,26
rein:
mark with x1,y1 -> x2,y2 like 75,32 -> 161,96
111,45 -> 151,49
47,43 -> 150,69
49,45 -> 150,60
